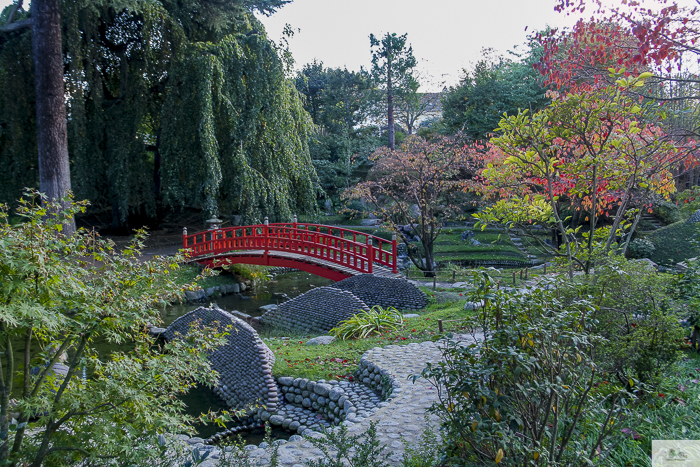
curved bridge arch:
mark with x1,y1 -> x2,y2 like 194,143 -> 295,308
183,222 -> 400,281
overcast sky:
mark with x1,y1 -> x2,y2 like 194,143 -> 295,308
3,0 -> 694,91
255,0 -> 581,90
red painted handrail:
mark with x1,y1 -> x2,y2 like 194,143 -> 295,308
182,222 -> 398,274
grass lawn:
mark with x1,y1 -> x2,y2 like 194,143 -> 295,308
264,300 -> 476,381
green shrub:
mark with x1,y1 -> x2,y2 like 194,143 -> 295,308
676,186 -> 700,216
653,200 -> 685,224
224,263 -> 271,288
626,238 -> 656,259
420,285 -> 632,466
329,306 -> 403,340
571,256 -> 684,386
215,425 -> 280,467
304,421 -> 391,467
400,418 -> 441,467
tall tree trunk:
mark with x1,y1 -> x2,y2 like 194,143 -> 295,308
387,59 -> 395,150
32,0 -> 75,234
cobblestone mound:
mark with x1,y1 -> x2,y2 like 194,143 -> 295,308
258,287 -> 369,334
164,306 -> 279,412
329,274 -> 427,310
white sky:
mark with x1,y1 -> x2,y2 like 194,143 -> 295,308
3,0 -> 696,91
255,0 -> 582,90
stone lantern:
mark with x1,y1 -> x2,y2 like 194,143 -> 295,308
206,217 -> 223,230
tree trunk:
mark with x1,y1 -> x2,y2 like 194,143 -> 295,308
32,0 -> 75,234
387,58 -> 395,150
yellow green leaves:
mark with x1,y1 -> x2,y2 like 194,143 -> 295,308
495,448 -> 504,463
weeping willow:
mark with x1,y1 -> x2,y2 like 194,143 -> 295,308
160,33 -> 319,223
0,0 -> 319,227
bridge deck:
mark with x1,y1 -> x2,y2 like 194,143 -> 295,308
188,249 -> 402,279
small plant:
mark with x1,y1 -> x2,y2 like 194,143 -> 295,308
626,238 -> 656,259
329,306 -> 403,340
304,421 -> 391,467
400,418 -> 440,467
216,424 -> 280,467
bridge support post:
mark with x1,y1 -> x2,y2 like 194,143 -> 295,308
367,238 -> 374,274
182,227 -> 188,257
392,233 -> 398,274
264,217 -> 269,265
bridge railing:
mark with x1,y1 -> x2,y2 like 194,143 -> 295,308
182,221 -> 398,274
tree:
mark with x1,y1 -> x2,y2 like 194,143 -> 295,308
344,135 -> 475,276
295,61 -> 379,204
474,74 -> 689,275
0,0 -> 75,233
441,48 -> 550,141
369,32 -> 417,150
0,191 -> 227,466
0,0 -> 315,229
394,86 -> 442,136
538,1 -> 700,139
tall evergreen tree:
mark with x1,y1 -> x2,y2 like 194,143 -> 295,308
295,61 -> 379,203
369,32 -> 417,150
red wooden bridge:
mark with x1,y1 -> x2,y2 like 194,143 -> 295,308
183,219 -> 399,281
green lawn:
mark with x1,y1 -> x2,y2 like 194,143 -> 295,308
265,301 -> 476,381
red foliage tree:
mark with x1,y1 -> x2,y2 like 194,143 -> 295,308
344,135 -> 477,276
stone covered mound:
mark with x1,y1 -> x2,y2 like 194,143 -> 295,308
258,287 -> 370,334
329,274 -> 427,310
164,306 -> 279,412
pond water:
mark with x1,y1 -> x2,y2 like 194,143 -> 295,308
168,271 -> 333,440
14,271 -> 332,443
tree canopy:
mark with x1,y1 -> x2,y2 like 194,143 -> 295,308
294,61 -> 380,205
0,0 -> 319,228
441,47 -> 550,141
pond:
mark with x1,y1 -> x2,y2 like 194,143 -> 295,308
167,271 -> 333,440
13,271 -> 332,443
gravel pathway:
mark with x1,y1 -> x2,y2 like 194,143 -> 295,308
206,333 -> 482,466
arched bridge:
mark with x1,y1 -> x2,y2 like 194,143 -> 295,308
183,220 -> 399,281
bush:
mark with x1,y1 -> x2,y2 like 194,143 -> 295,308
653,200 -> 685,224
329,306 -> 403,340
420,284 -> 632,466
0,191 -> 227,466
571,256 -> 684,386
304,421 -> 391,467
626,238 -> 656,259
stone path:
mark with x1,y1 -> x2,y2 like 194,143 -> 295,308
202,334 -> 482,466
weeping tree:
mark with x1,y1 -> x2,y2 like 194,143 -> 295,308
160,34 -> 320,222
0,0 -> 319,228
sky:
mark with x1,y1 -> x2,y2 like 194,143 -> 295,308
255,0 -> 582,91
3,0 -> 696,91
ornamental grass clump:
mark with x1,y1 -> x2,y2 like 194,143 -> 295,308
329,306 -> 403,340
420,282 -> 633,466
